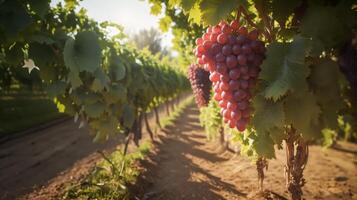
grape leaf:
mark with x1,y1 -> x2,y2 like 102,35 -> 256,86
29,34 -> 55,44
91,69 -> 109,92
168,0 -> 181,8
252,95 -> 285,134
150,2 -> 162,15
181,0 -> 196,12
109,56 -> 126,81
188,3 -> 202,25
103,83 -> 127,104
68,70 -> 82,89
200,0 -> 245,25
159,16 -> 172,32
284,92 -> 321,140
29,0 -> 50,18
300,5 -> 352,52
122,104 -> 135,128
269,127 -> 286,146
252,132 -> 275,159
63,31 -> 101,73
309,59 -> 343,129
91,117 -> 119,139
85,101 -> 106,118
260,36 -> 310,101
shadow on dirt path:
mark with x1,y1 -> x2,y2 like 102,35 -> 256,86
130,103 -> 357,200
0,120 -> 123,200
131,104 -> 247,200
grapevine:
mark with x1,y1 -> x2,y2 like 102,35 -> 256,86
187,64 -> 212,108
194,17 -> 265,132
0,0 -> 189,144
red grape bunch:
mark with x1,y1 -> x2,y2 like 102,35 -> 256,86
194,19 -> 266,132
188,64 -> 212,108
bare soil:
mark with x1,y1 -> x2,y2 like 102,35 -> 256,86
130,104 -> 357,200
0,119 -> 123,200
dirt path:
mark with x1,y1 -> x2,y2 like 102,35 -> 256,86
131,103 -> 357,200
0,94 -> 186,200
0,119 -> 124,200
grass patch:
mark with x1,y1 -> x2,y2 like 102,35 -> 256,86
0,90 -> 65,135
61,96 -> 194,200
62,141 -> 152,200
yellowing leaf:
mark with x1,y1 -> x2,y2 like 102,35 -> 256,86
168,0 -> 181,8
150,3 -> 162,15
159,16 -> 172,32
188,3 -> 202,24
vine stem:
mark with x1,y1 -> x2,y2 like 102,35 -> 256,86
256,157 -> 268,191
144,112 -> 154,141
154,106 -> 162,129
239,6 -> 273,42
253,2 -> 275,41
284,127 -> 309,200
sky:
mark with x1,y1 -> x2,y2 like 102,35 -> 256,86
51,0 -> 173,48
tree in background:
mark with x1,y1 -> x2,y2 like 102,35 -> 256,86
130,28 -> 170,58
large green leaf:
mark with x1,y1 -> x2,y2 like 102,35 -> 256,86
109,56 -> 126,81
252,132 -> 275,159
309,59 -> 343,129
284,92 -> 321,139
252,95 -> 285,134
63,31 -> 102,73
200,0 -> 245,25
91,69 -> 109,92
260,36 -> 310,101
68,70 -> 82,89
300,5 -> 352,52
85,101 -> 106,118
103,83 -> 127,104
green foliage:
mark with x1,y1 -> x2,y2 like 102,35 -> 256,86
62,141 -> 152,200
199,97 -> 222,140
260,36 -> 310,101
64,31 -> 102,73
0,0 -> 190,142
200,0 -> 244,25
0,89 -> 65,135
271,0 -> 301,26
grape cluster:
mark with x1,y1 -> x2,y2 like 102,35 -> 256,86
194,20 -> 265,132
188,64 -> 212,108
